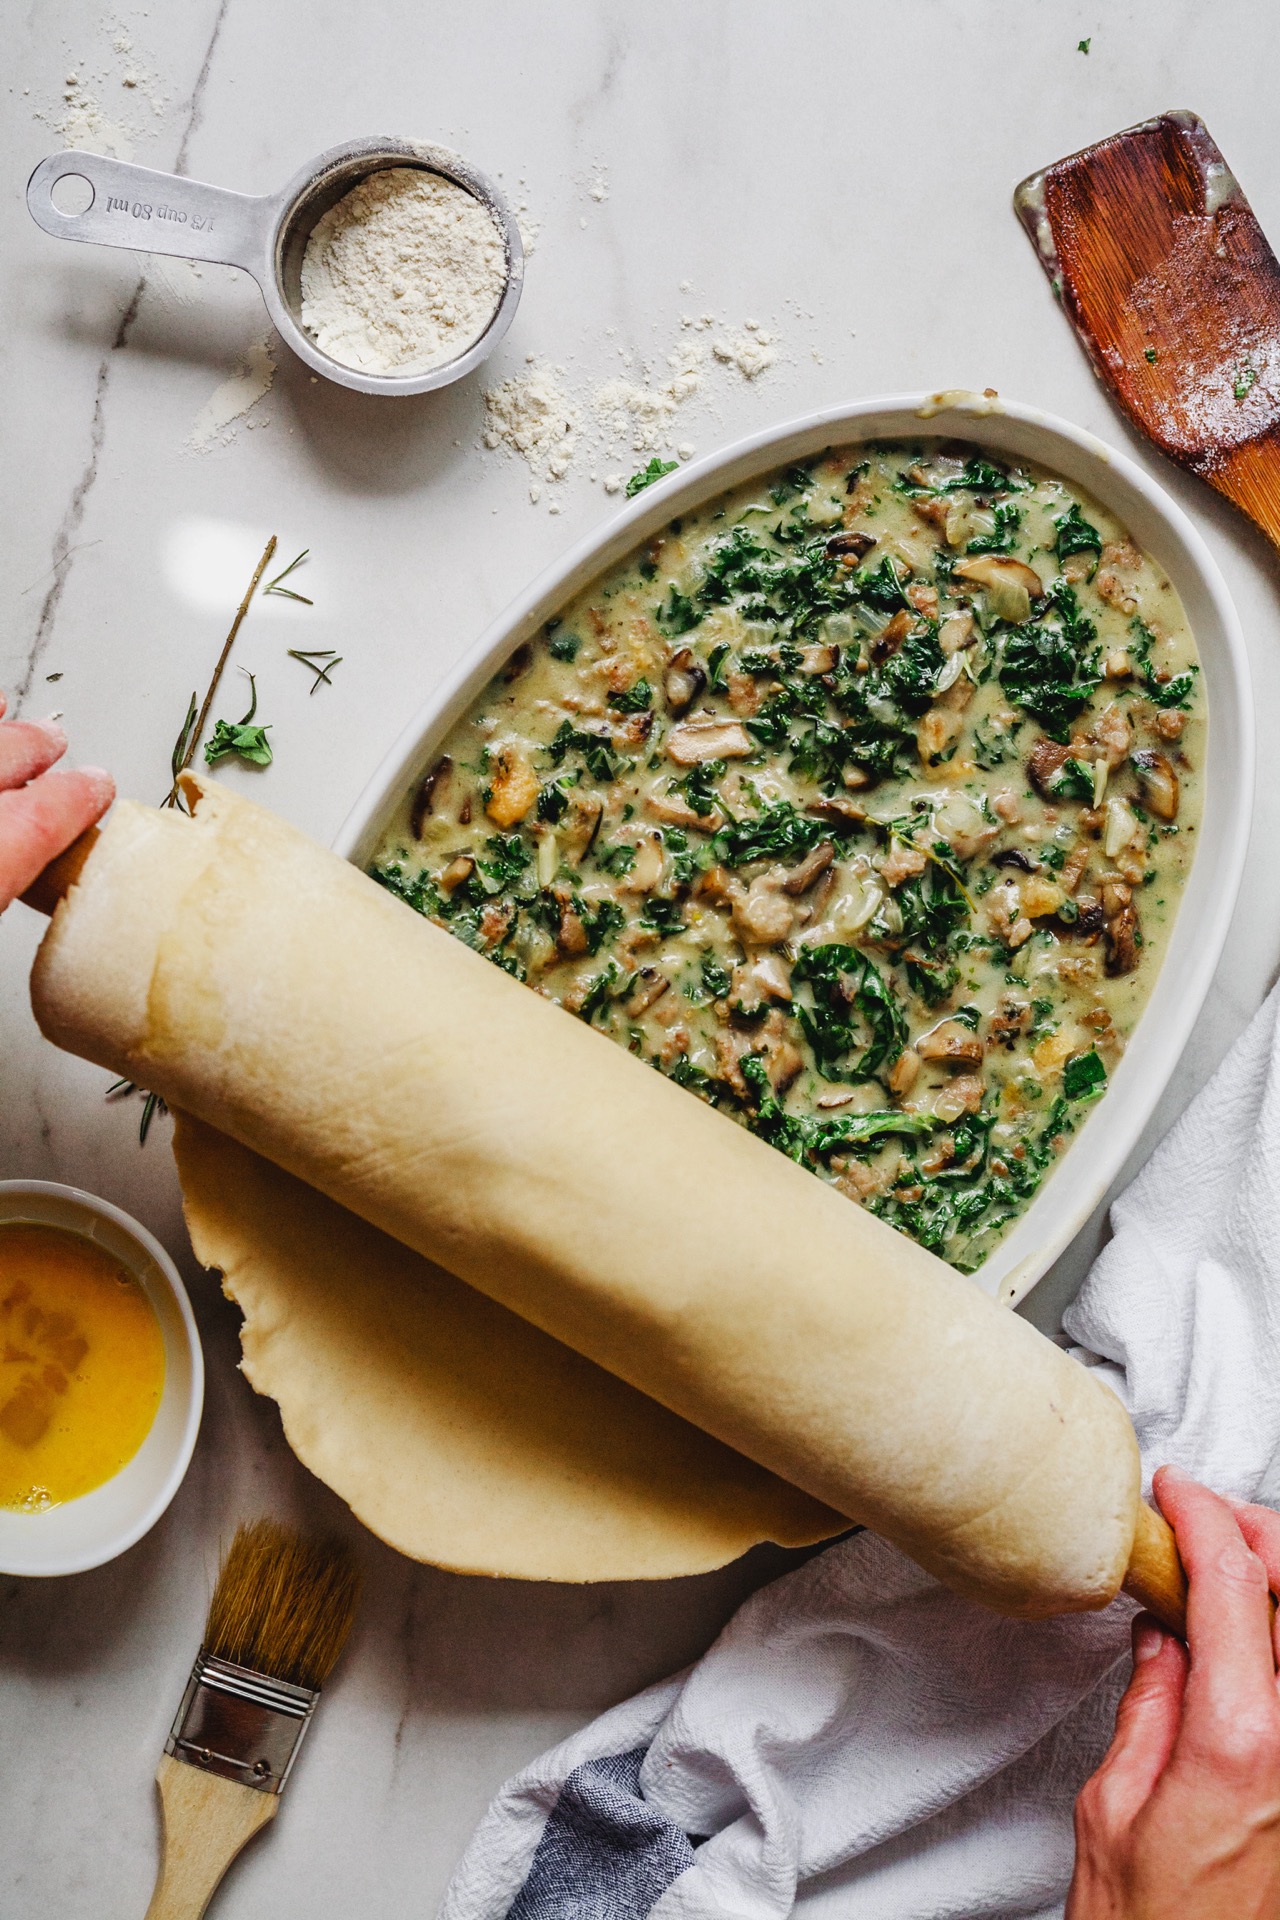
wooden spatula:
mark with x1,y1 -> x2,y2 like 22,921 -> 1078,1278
1015,109 -> 1280,546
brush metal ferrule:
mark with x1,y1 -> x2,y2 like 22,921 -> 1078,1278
165,1650 -> 319,1794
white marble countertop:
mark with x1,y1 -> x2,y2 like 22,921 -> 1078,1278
4,3 -> 1280,1913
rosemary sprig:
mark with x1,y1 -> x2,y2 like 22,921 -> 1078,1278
204,669 -> 273,767
106,1078 -> 168,1146
288,647 -> 342,694
263,548 -> 313,603
164,535 -> 277,806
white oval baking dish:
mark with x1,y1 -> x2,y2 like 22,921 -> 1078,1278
336,392 -> 1254,1309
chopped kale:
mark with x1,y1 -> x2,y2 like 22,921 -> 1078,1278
548,718 -> 622,784
740,1054 -> 933,1165
1063,1048 -> 1107,1101
999,588 -> 1101,740
656,586 -> 700,635
640,896 -> 686,936
699,952 -> 732,998
595,842 -> 637,877
790,944 -> 908,1082
1128,617 -> 1200,710
966,504 -> 1023,555
1053,502 -> 1102,570
547,628 -> 580,662
712,800 -> 829,867
609,679 -> 653,712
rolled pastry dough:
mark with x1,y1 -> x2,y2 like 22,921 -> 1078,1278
32,777 -> 1142,1616
174,1112 -> 842,1579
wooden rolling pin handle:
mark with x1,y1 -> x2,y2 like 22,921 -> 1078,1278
19,824 -> 100,917
144,1754 -> 278,1920
1121,1500 -> 1188,1638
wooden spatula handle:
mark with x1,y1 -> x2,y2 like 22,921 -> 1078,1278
144,1755 -> 278,1920
1122,1500 -> 1188,1636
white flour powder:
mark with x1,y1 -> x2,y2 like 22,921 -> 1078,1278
300,168 -> 506,376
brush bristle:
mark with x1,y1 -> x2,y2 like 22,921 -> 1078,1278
204,1520 -> 360,1690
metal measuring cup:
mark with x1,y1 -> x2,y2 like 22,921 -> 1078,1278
26,136 -> 524,397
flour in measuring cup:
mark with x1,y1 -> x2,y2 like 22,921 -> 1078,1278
300,167 -> 506,376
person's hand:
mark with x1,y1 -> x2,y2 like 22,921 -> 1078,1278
1067,1465 -> 1280,1919
0,693 -> 113,914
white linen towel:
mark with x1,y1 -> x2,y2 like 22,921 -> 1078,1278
443,982 -> 1280,1920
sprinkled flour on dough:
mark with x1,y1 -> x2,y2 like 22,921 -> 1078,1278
300,168 -> 506,376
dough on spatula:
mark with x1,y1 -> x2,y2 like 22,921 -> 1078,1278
175,1114 -> 843,1580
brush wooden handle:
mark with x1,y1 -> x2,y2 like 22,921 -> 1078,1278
144,1755 -> 278,1920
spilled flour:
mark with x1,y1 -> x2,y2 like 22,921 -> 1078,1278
482,311 -> 785,501
189,339 -> 276,451
40,18 -> 170,161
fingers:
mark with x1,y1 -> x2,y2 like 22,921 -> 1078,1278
1155,1466 -> 1280,1761
0,766 -> 114,914
1225,1496 -> 1280,1667
0,715 -> 67,789
1081,1614 -> 1188,1827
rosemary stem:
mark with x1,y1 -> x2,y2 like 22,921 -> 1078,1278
169,534 -> 277,800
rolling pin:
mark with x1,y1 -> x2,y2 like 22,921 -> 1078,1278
24,793 -> 1188,1633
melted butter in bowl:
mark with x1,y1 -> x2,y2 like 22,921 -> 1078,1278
0,1223 -> 166,1511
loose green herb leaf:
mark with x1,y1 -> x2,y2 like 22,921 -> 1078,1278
1077,36 -> 1091,52
106,1077 -> 168,1146
288,648 -> 342,693
262,548 -> 313,603
1144,347 -> 1158,364
164,534 -> 277,806
1234,364 -> 1258,400
203,670 -> 273,768
626,457 -> 678,497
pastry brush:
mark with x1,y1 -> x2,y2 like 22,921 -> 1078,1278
144,1519 -> 360,1920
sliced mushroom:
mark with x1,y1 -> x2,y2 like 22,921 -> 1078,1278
938,610 -> 976,655
625,968 -> 671,1017
617,832 -> 665,895
485,744 -> 539,827
438,854 -> 475,895
781,840 -> 835,895
663,649 -> 706,715
992,847 -> 1037,873
887,1048 -> 921,1095
644,789 -> 722,833
1131,748 -> 1180,821
1027,738 -> 1072,797
916,1020 -> 985,1070
952,554 -> 1043,624
560,792 -> 604,865
808,795 -> 871,826
410,756 -> 452,838
827,530 -> 876,563
666,719 -> 754,765
1105,899 -> 1141,975
726,670 -> 761,716
870,609 -> 912,665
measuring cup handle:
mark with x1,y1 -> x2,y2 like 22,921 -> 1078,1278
26,151 -> 273,280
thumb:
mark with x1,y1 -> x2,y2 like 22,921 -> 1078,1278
1090,1617 -> 1188,1823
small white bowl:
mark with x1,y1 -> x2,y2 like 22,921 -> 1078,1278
336,392 -> 1253,1311
0,1181 -> 203,1577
